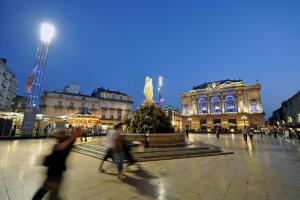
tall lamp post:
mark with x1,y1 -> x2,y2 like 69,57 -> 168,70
21,23 -> 55,136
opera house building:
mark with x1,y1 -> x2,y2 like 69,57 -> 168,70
181,80 -> 265,132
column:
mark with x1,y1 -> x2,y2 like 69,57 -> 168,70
207,96 -> 211,114
221,95 -> 225,114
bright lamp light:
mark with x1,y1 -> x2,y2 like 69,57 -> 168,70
40,23 -> 55,43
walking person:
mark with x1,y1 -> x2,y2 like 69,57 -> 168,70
249,128 -> 254,141
274,128 -> 277,138
216,127 -> 220,139
112,123 -> 126,180
185,125 -> 189,138
98,129 -> 115,173
80,129 -> 88,142
36,126 -> 40,138
242,126 -> 248,142
10,125 -> 16,137
260,128 -> 264,138
32,127 -> 82,200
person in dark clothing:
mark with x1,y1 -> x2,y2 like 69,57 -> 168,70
216,127 -> 220,139
185,125 -> 189,138
10,125 -> 16,136
32,127 -> 82,200
80,129 -> 88,142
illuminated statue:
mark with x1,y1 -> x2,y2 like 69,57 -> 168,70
142,76 -> 155,106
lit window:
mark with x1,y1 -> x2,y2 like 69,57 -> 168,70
225,95 -> 237,113
287,116 -> 293,123
197,97 -> 207,114
211,97 -> 222,113
298,114 -> 300,123
250,101 -> 258,112
183,105 -> 188,115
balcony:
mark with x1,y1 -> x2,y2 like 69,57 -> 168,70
90,108 -> 97,111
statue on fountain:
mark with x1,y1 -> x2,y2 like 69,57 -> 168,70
142,76 -> 155,106
124,76 -> 174,133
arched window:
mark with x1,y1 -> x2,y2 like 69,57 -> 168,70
183,105 -> 189,115
250,100 -> 258,112
210,97 -> 221,113
197,97 -> 207,114
225,95 -> 237,112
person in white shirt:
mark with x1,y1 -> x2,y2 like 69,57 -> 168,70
242,127 -> 248,142
98,129 -> 115,173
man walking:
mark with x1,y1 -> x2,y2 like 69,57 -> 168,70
242,126 -> 248,142
32,127 -> 82,200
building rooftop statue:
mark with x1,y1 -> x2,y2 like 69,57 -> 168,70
192,79 -> 243,90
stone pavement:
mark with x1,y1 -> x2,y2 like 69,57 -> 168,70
0,134 -> 300,200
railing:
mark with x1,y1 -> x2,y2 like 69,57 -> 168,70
54,105 -> 64,109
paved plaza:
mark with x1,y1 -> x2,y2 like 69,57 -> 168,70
1,134 -> 300,200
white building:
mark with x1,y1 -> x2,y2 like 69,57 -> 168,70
0,58 -> 17,110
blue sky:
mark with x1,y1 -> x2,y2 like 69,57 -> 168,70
0,0 -> 299,118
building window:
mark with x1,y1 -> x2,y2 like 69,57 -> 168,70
250,100 -> 258,112
200,119 -> 207,125
298,114 -> 300,123
70,102 -> 73,107
228,119 -> 237,125
102,115 -> 105,119
58,101 -> 62,107
287,116 -> 293,123
225,95 -> 237,113
92,104 -> 95,109
197,97 -> 207,114
110,115 -> 114,119
211,97 -> 221,113
183,105 -> 188,115
112,95 -> 115,99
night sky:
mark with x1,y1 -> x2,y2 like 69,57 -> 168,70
1,0 -> 299,118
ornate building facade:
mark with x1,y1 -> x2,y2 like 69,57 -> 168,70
181,80 -> 265,132
40,86 -> 133,128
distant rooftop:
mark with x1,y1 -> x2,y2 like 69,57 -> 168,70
193,79 -> 243,90
92,87 -> 128,96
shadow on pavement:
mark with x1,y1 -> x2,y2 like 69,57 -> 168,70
125,167 -> 159,199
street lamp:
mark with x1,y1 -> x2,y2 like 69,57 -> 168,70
21,23 -> 55,137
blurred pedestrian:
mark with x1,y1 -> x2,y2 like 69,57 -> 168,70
216,127 -> 220,138
113,123 -> 126,180
260,128 -> 264,138
98,129 -> 115,173
242,127 -> 248,142
185,125 -> 189,138
80,129 -> 88,142
10,125 -> 16,137
249,128 -> 254,141
32,127 -> 82,200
